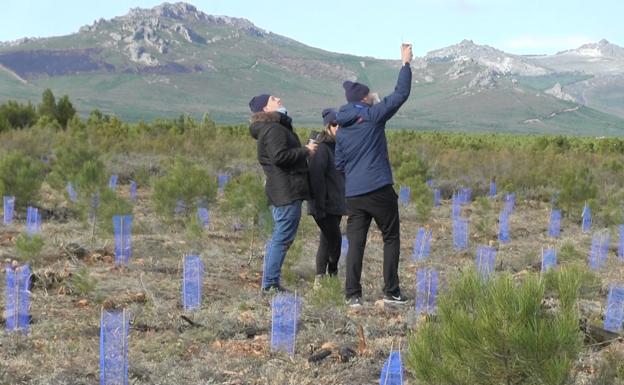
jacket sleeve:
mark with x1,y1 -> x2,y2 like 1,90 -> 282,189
335,137 -> 345,172
264,125 -> 308,167
309,144 -> 328,214
367,64 -> 412,124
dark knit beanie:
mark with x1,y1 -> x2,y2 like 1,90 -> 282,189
249,94 -> 271,113
322,108 -> 337,126
342,81 -> 370,103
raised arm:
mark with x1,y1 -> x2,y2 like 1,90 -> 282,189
368,44 -> 413,124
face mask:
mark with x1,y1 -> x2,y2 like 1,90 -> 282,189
276,106 -> 288,115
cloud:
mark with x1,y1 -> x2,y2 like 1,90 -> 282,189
502,35 -> 596,53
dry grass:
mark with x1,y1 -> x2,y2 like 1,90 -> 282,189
1,183 -> 624,385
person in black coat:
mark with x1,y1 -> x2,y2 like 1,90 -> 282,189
249,94 -> 318,292
308,108 -> 346,286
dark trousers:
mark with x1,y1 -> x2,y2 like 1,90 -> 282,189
313,214 -> 342,275
345,185 -> 401,298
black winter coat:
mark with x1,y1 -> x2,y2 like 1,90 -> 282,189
307,132 -> 346,218
249,111 -> 310,206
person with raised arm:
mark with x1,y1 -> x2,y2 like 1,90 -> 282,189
335,44 -> 413,307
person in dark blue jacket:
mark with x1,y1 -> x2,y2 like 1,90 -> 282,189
335,44 -> 413,307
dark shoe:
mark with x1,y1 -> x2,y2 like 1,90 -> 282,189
346,296 -> 363,308
261,285 -> 289,294
383,292 -> 409,305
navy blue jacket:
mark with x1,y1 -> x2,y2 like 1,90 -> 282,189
335,64 -> 412,197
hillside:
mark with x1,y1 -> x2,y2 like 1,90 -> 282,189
0,2 -> 623,134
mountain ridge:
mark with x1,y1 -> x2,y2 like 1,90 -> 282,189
0,2 -> 623,135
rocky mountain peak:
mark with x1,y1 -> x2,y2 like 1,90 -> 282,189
426,39 -> 550,76
73,2 -> 269,67
556,39 -> 624,59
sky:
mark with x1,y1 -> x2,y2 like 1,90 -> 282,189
1,0 -> 623,58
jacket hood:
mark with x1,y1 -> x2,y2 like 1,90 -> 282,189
336,103 -> 367,128
249,111 -> 293,139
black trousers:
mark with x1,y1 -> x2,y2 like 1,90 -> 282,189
345,185 -> 401,298
313,214 -> 342,275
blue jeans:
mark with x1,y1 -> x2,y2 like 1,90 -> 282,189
262,200 -> 302,288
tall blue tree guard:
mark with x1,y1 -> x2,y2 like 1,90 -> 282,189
5,264 -> 31,334
541,248 -> 557,272
109,175 -> 118,192
582,202 -> 592,233
458,188 -> 472,205
475,246 -> 496,279
451,193 -> 461,219
113,215 -> 133,267
26,206 -> 41,235
412,228 -> 432,261
549,209 -> 562,238
453,217 -> 469,251
433,188 -> 441,207
182,255 -> 204,311
66,182 -> 78,203
379,349 -> 403,385
270,293 -> 301,356
503,193 -> 515,214
217,173 -> 230,195
415,268 -> 438,315
619,224 -> 624,261
197,207 -> 210,228
489,179 -> 497,198
498,210 -> 510,243
398,186 -> 410,206
589,232 -> 610,270
341,235 -> 349,258
3,195 -> 15,225
175,199 -> 186,216
130,181 -> 137,201
100,308 -> 129,385
604,286 -> 624,333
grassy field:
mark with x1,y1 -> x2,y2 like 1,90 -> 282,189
1,123 -> 624,384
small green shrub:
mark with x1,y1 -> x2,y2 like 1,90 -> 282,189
47,142 -> 104,190
70,267 -> 98,297
221,172 -> 271,237
558,242 -> 585,265
407,268 -> 584,385
413,182 -> 434,223
0,151 -> 44,208
558,166 -> 597,218
14,234 -> 45,262
151,157 -> 216,219
88,189 -> 133,235
309,275 -> 344,309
